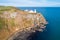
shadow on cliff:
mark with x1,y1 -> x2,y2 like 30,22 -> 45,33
27,30 -> 49,40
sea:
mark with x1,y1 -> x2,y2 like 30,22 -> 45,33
17,7 -> 60,40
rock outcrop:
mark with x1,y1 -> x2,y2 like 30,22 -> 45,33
0,6 -> 47,40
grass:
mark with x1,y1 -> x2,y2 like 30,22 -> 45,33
0,6 -> 16,14
0,17 -> 5,29
0,6 -> 15,29
10,18 -> 15,26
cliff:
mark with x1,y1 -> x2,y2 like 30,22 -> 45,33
0,6 -> 47,40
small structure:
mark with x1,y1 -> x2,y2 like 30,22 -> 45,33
24,9 -> 37,13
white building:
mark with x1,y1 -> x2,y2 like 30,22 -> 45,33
24,9 -> 37,13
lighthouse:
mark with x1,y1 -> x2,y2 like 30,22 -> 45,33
24,9 -> 37,13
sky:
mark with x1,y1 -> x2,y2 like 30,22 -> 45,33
0,0 -> 60,7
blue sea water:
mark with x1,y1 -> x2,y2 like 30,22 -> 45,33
17,7 -> 60,40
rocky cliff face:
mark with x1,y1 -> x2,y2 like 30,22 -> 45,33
0,6 -> 47,40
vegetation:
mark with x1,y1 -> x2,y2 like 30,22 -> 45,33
0,6 -> 16,14
10,18 -> 15,26
0,17 -> 5,29
0,6 -> 17,40
0,6 -> 13,29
